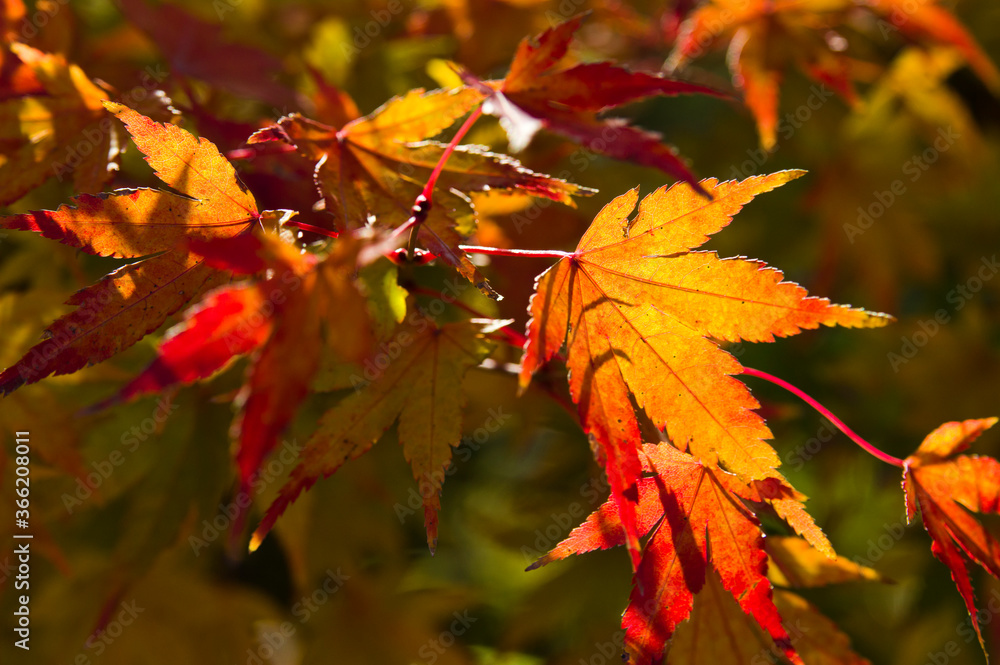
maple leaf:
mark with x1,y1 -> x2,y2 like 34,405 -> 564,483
251,315 -> 498,554
94,230 -> 373,508
0,43 -> 124,205
862,0 -> 1000,93
0,103 -> 270,395
663,535 -> 883,663
519,171 -> 889,567
468,14 -> 722,194
531,443 -> 805,665
666,569 -> 872,665
903,417 -> 1000,653
667,0 -> 999,149
765,536 -> 885,588
247,87 -> 590,299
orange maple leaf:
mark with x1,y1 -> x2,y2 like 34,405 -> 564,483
519,171 -> 889,566
0,103 -> 271,395
903,417 -> 1000,654
247,87 -> 590,299
251,315 -> 499,554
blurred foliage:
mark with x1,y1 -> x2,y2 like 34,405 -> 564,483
1,0 -> 999,664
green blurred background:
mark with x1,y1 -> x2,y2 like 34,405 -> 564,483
1,0 -> 999,663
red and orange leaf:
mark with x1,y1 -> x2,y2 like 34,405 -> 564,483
629,448 -> 794,665
248,87 -> 589,299
0,38 -> 45,101
89,223 -> 316,411
0,103 -> 269,395
864,0 -> 1000,93
666,571 -> 871,665
534,443 -> 802,664
94,283 -> 272,409
0,43 -> 124,205
670,0 -> 860,150
668,0 -> 999,149
903,417 -> 1000,654
519,173 -> 888,569
252,316 -> 496,554
230,234 -> 372,499
481,14 -> 722,192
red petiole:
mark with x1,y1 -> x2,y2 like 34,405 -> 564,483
742,366 -> 905,467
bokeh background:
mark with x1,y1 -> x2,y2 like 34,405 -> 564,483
1,0 -> 999,663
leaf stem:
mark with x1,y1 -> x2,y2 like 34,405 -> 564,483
459,245 -> 574,259
407,285 -> 528,347
226,143 -> 298,161
421,105 -> 483,200
742,366 -> 905,468
391,105 -> 485,253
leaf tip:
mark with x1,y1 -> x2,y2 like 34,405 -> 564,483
248,530 -> 266,554
101,100 -> 125,114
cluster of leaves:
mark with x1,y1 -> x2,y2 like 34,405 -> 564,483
2,1 -> 1000,663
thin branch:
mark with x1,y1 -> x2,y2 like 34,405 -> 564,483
742,366 -> 905,468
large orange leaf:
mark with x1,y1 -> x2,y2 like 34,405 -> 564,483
519,172 -> 888,566
247,87 -> 590,299
903,418 -> 1000,654
0,103 -> 267,395
252,315 -> 497,553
